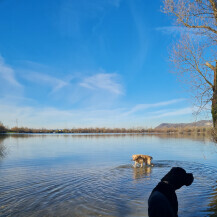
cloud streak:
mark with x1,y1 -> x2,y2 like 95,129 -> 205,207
129,1 -> 149,71
108,0 -> 122,8
0,55 -> 22,88
156,26 -> 204,40
80,73 -> 123,95
150,107 -> 193,118
122,99 -> 186,116
0,98 -> 193,128
58,0 -> 122,37
156,26 -> 187,35
24,71 -> 69,94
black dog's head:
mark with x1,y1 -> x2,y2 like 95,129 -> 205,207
161,167 -> 194,190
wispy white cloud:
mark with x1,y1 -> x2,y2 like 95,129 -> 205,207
156,26 -> 204,39
108,0 -> 122,8
80,72 -> 123,95
16,66 -> 123,107
128,1 -> 149,70
149,107 -> 193,118
58,0 -> 122,37
0,55 -> 194,128
24,71 -> 69,94
0,55 -> 23,100
0,98 -> 194,128
122,99 -> 186,116
19,60 -> 50,71
0,95 -> 36,105
156,26 -> 187,35
0,102 -> 124,128
0,55 -> 22,88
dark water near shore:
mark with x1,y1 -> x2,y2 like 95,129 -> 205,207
0,134 -> 217,217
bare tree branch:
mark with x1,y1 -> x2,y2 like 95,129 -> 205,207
163,0 -> 217,130
205,61 -> 215,71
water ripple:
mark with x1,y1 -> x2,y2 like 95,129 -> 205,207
0,134 -> 217,217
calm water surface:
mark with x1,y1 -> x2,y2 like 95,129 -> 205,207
0,134 -> 217,217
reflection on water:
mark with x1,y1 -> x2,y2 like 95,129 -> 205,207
207,182 -> 217,217
4,132 -> 212,141
133,166 -> 152,180
0,135 -> 7,159
0,134 -> 216,217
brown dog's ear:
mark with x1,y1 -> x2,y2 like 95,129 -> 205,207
185,173 -> 194,186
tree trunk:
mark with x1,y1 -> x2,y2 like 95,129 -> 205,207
212,91 -> 217,129
212,61 -> 217,132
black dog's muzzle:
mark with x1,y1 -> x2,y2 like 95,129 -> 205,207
185,173 -> 194,186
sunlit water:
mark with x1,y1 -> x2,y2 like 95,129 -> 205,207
0,134 -> 217,217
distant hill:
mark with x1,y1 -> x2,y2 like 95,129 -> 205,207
155,120 -> 212,129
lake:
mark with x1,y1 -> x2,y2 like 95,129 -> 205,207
0,134 -> 217,217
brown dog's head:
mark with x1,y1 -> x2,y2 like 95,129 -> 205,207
132,155 -> 138,161
161,167 -> 194,190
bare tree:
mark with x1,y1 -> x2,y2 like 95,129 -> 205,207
162,0 -> 217,132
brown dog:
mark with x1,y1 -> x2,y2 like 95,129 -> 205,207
132,154 -> 153,167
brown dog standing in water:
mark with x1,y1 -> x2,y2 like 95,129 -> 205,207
132,154 -> 153,167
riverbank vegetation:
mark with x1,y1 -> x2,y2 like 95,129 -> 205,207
0,122 -> 212,135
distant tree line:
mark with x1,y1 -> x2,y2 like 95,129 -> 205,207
0,122 -> 212,135
0,122 -> 7,133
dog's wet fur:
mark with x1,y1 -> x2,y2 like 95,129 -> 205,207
148,167 -> 194,217
132,154 -> 153,167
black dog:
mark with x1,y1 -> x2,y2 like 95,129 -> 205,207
148,167 -> 194,217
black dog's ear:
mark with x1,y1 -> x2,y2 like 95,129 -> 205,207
185,173 -> 194,186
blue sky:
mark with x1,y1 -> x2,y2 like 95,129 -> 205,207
0,0 -> 210,128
